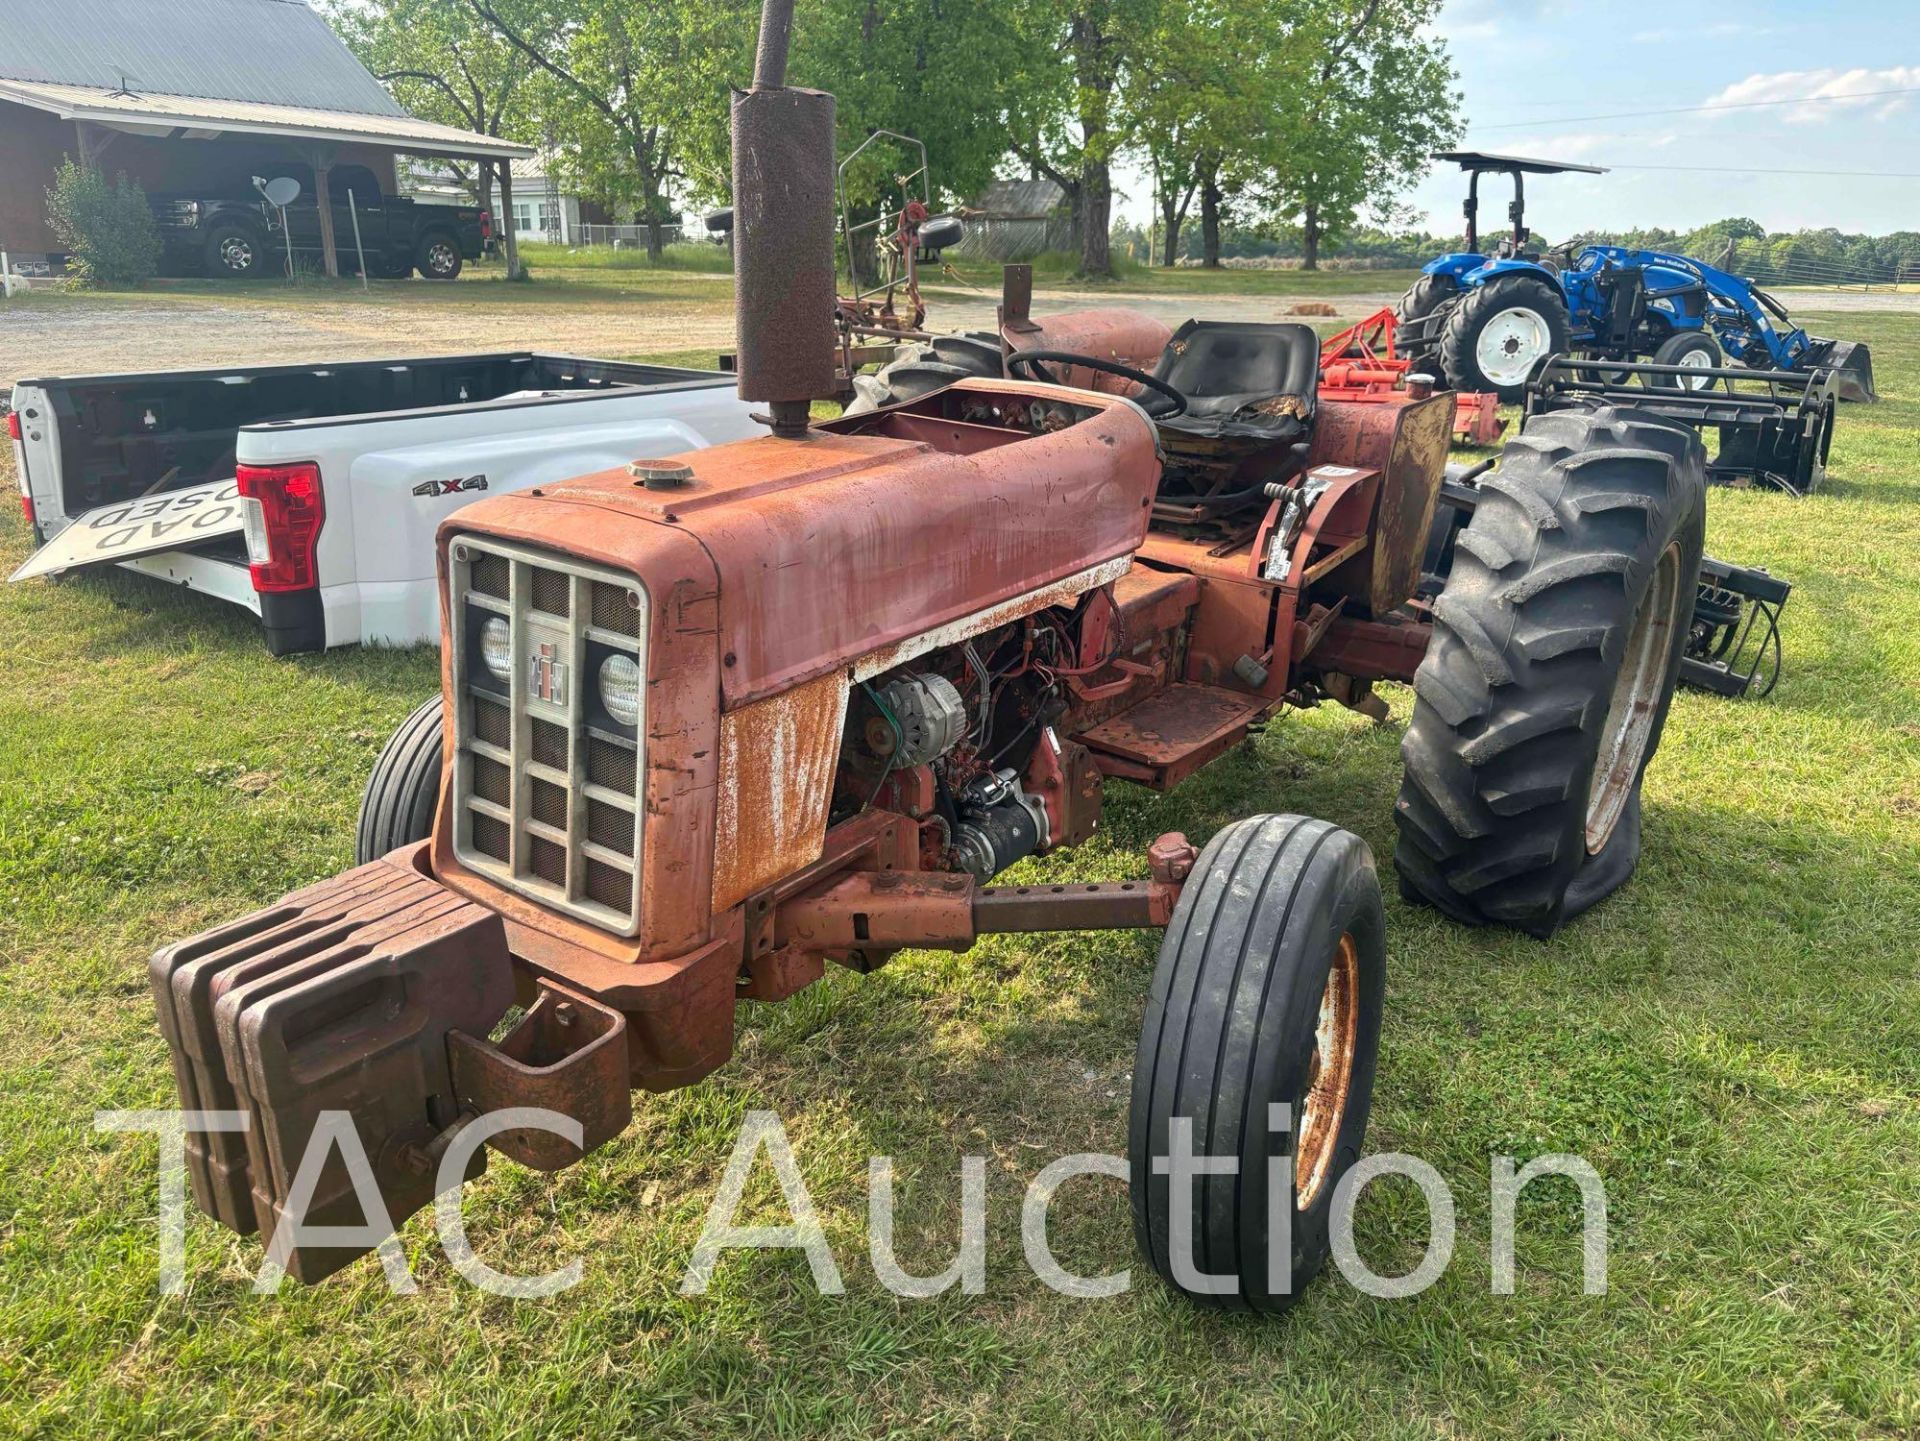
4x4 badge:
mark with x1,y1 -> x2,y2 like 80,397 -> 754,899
412,474 -> 489,498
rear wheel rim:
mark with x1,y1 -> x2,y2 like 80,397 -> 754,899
1475,306 -> 1551,386
1295,933 -> 1360,1210
1586,540 -> 1685,852
428,242 -> 456,274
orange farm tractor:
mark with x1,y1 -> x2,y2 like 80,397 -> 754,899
149,0 -> 1719,1311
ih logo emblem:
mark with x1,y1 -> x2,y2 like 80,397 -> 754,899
529,641 -> 569,706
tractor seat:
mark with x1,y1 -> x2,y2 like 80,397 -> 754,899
1152,319 -> 1318,442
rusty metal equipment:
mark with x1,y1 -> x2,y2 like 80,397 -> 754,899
730,0 -> 836,438
147,0 -> 1715,1316
1318,307 -> 1505,446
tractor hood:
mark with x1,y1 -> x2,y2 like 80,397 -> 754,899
443,378 -> 1162,708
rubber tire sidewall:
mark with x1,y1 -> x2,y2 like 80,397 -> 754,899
1650,330 -> 1723,390
1394,406 -> 1708,935
1440,275 -> 1571,402
1129,814 -> 1386,1314
355,695 -> 445,864
204,224 -> 266,279
416,233 -> 463,280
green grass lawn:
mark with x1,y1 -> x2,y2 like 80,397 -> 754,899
2,315 -> 1918,1437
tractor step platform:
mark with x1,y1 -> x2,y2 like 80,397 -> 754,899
1082,684 -> 1265,788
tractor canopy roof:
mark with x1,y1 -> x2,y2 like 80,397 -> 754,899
1432,150 -> 1608,176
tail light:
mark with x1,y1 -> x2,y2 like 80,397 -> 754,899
5,412 -> 20,441
236,462 -> 325,592
7,413 -> 28,525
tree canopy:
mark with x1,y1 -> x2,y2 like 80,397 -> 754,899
333,0 -> 1463,277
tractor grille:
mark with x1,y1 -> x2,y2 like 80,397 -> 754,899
448,535 -> 650,935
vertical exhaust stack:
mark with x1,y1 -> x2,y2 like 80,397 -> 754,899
732,0 -> 837,439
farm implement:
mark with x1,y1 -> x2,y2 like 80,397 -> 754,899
148,0 -> 1734,1313
1318,307 -> 1506,445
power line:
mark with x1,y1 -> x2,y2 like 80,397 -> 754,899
1607,162 -> 1920,178
1468,84 -> 1920,132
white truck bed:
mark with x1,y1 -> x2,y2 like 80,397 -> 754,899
7,352 -> 762,653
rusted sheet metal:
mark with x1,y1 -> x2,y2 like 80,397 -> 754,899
1079,683 -> 1264,788
434,502 -> 723,967
852,555 -> 1132,684
1308,394 -> 1453,614
1007,308 -> 1174,395
448,981 -> 631,1171
713,669 -> 848,911
511,378 -> 1161,709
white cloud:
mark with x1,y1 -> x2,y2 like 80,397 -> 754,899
1701,66 -> 1920,124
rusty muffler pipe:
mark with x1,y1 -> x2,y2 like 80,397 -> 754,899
732,0 -> 836,440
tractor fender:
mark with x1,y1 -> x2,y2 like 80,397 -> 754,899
1463,256 -> 1561,290
1421,252 -> 1490,283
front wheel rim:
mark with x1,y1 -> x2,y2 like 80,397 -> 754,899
221,237 -> 252,270
1675,349 -> 1715,390
1295,933 -> 1360,1211
1586,541 -> 1685,852
1475,306 -> 1551,386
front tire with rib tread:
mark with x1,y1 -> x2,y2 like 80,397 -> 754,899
356,696 -> 445,864
1129,813 -> 1385,1313
1394,405 -> 1707,937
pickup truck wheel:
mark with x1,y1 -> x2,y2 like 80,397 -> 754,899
356,696 -> 445,863
416,234 -> 463,280
1129,814 -> 1385,1314
1393,406 -> 1708,937
204,223 -> 266,279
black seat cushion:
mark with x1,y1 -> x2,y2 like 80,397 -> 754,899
1151,320 -> 1318,440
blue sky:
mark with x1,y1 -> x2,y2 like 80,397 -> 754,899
1404,0 -> 1920,238
1108,0 -> 1917,241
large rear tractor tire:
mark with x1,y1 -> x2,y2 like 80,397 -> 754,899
1130,814 -> 1386,1313
1393,272 -> 1462,379
842,331 -> 1005,414
1438,274 -> 1571,402
356,696 -> 444,864
1394,406 -> 1707,937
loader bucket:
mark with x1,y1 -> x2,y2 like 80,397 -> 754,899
1809,337 -> 1877,403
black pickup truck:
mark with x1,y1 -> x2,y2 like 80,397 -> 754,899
152,164 -> 485,281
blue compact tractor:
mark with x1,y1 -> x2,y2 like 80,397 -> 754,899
1396,152 -> 1876,407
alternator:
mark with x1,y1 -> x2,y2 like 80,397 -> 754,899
875,672 -> 968,767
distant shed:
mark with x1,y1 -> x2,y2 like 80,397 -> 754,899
0,0 -> 530,273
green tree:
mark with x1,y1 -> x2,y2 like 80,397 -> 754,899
1003,0 -> 1165,279
1267,0 -> 1460,270
461,0 -> 753,259
44,160 -> 160,289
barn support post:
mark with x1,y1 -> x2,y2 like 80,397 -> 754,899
307,145 -> 340,279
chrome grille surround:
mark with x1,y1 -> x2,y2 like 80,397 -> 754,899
448,534 -> 649,935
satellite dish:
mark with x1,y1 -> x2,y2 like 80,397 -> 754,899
257,176 -> 302,208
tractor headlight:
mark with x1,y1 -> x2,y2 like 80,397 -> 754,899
598,652 -> 642,727
479,616 -> 512,680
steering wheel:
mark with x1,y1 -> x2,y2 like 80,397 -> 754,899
1006,349 -> 1189,418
